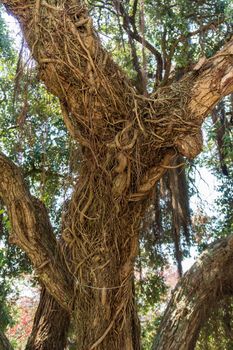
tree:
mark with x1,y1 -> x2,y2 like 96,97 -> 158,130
0,0 -> 233,349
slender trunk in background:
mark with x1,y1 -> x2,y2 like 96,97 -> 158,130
25,287 -> 70,350
0,330 -> 13,350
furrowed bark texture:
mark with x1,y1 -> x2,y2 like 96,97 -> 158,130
1,1 -> 233,349
0,152 -> 73,311
153,235 -> 233,350
0,330 -> 13,350
25,287 -> 70,350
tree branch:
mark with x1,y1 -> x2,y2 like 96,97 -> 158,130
189,38 -> 233,118
153,234 -> 233,350
174,37 -> 233,159
112,0 -> 163,82
2,0 -> 135,142
132,0 -> 138,19
127,38 -> 233,200
161,17 -> 227,86
128,35 -> 145,94
0,152 -> 73,311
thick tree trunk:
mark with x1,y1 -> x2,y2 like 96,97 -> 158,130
65,190 -> 143,349
0,330 -> 13,350
153,235 -> 233,350
25,287 -> 70,350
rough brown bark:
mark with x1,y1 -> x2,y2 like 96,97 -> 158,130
25,287 -> 70,350
152,235 -> 233,350
0,330 -> 13,350
1,1 -> 233,349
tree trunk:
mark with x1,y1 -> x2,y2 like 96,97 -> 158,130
153,235 -> 233,350
65,186 -> 143,349
25,286 -> 70,350
0,330 -> 13,350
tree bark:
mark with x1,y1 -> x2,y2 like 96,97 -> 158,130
1,1 -> 233,349
152,235 -> 233,350
0,330 -> 13,350
25,287 -> 70,350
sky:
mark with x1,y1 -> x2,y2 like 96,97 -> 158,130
2,10 -> 22,49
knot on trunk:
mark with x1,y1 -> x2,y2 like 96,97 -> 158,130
175,131 -> 203,159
